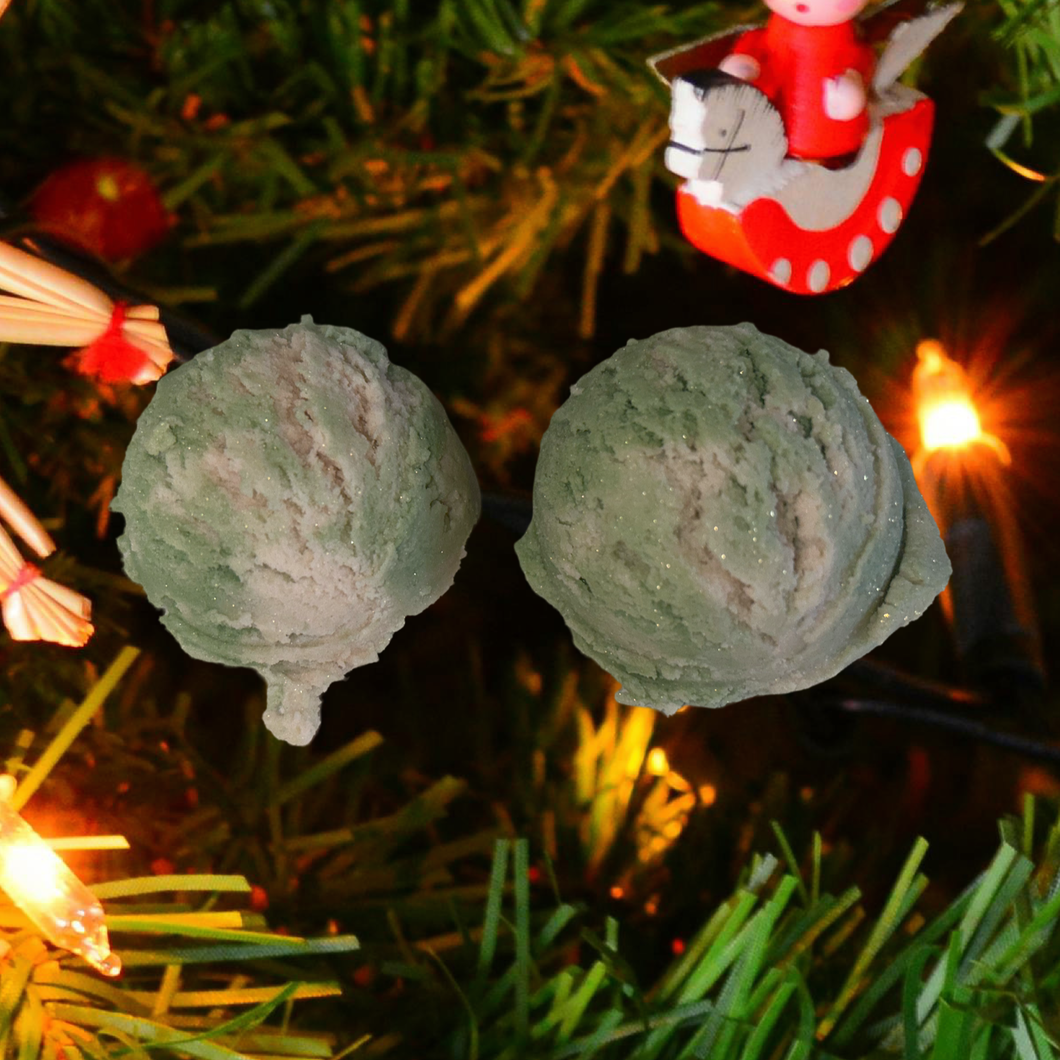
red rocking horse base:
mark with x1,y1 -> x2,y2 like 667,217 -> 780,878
675,98 -> 934,295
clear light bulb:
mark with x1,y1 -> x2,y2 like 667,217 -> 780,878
921,398 -> 982,451
912,340 -> 1010,463
0,776 -> 120,976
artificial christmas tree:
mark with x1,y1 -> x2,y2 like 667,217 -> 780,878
0,1 -> 1057,1056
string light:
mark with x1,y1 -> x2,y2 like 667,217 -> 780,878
0,776 -> 120,976
909,338 -> 1042,676
646,748 -> 669,776
912,340 -> 1010,462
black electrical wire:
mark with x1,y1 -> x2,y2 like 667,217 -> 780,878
832,696 -> 1060,766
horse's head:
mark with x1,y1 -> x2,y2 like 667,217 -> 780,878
665,71 -> 789,207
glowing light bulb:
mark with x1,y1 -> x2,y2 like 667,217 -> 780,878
0,776 -> 120,976
912,340 -> 1010,462
921,399 -> 982,451
646,748 -> 669,776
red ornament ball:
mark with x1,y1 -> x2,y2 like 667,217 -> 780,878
29,157 -> 173,261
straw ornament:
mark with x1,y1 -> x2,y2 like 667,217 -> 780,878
0,475 -> 92,647
0,242 -> 173,384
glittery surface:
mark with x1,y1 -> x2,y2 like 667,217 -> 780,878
515,324 -> 950,713
113,319 -> 480,744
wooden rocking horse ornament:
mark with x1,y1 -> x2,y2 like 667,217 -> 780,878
651,0 -> 961,294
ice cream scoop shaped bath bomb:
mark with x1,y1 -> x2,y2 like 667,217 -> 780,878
113,319 -> 480,745
516,324 -> 950,713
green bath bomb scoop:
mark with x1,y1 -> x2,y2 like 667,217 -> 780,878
113,319 -> 480,745
516,323 -> 950,713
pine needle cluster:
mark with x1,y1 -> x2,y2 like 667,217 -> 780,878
0,3 -> 1058,1057
1,0 -> 724,340
8,652 -> 1060,1059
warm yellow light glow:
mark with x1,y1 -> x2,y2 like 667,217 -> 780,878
0,776 -> 120,976
2,844 -> 65,902
921,398 -> 982,450
665,770 -> 692,793
698,784 -> 717,806
912,340 -> 1011,463
646,748 -> 669,776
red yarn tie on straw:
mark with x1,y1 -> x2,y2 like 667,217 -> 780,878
1,562 -> 40,602
71,302 -> 156,384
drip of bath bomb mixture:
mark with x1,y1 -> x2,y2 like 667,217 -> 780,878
113,319 -> 480,744
516,323 -> 950,713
